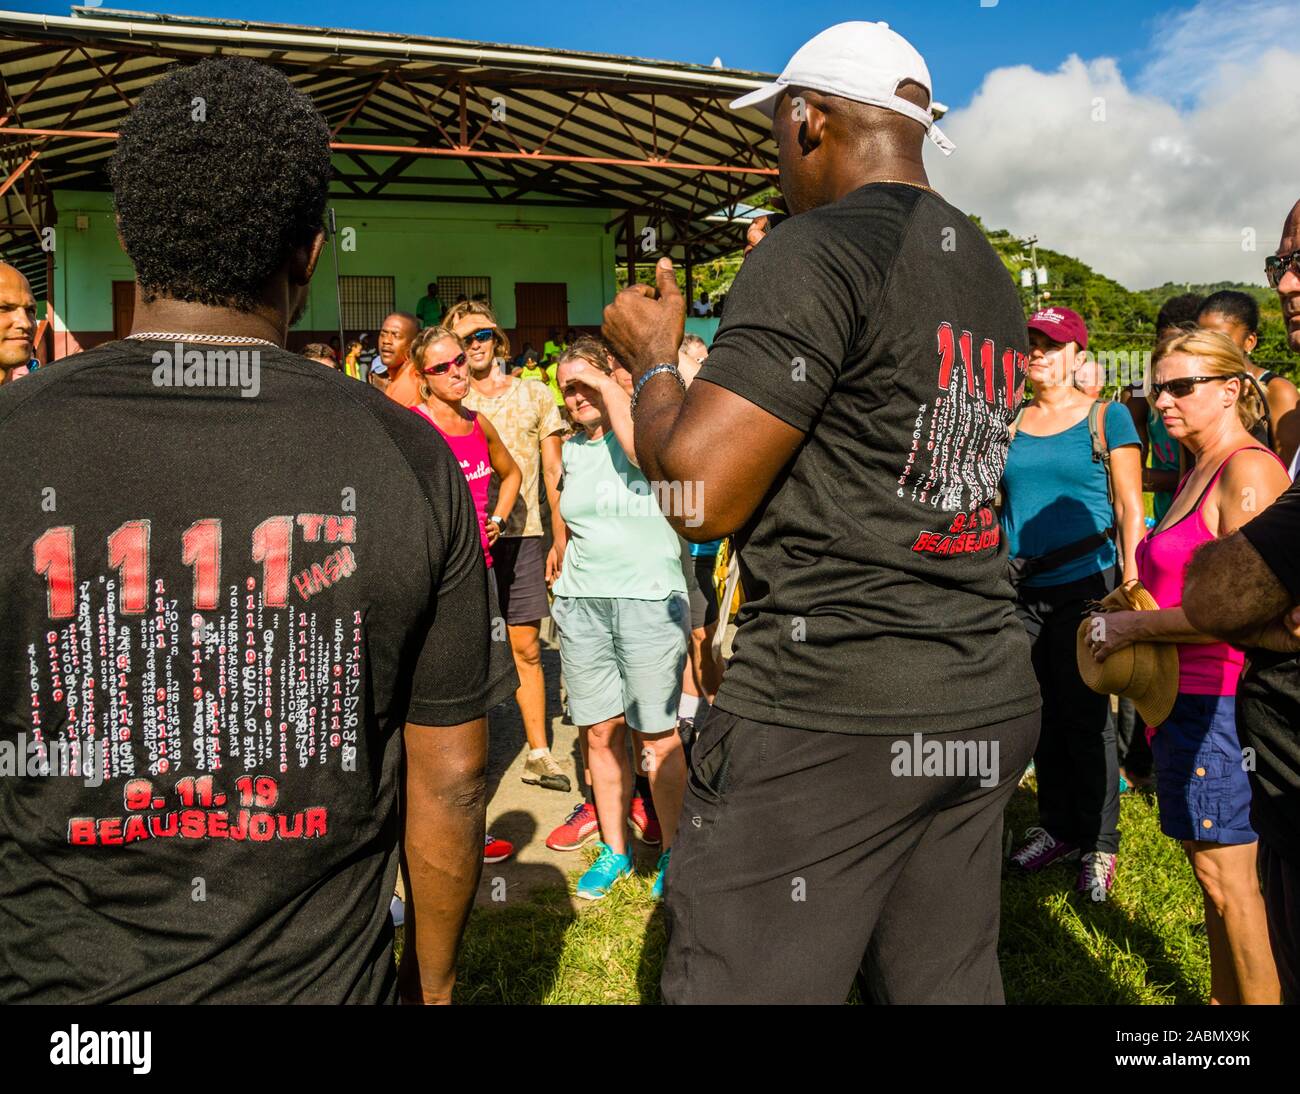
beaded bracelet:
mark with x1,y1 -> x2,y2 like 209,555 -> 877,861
630,362 -> 686,417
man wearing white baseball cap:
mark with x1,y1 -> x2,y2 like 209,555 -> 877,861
603,21 -> 1039,1004
729,20 -> 955,154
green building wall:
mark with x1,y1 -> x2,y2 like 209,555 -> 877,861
50,188 -> 619,354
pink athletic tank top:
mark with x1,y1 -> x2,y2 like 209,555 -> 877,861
412,405 -> 493,567
1136,446 -> 1282,695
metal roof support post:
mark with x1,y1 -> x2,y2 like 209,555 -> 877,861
42,245 -> 53,364
623,210 -> 635,287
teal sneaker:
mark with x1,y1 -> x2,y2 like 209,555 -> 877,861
650,849 -> 671,901
575,842 -> 632,900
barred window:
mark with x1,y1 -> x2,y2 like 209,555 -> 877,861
437,276 -> 492,308
339,275 -> 395,332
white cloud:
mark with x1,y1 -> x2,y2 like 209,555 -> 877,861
926,0 -> 1300,290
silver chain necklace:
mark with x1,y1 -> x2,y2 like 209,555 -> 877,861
128,331 -> 279,347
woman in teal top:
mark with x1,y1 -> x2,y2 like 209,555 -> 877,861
998,307 -> 1145,901
549,338 -> 688,902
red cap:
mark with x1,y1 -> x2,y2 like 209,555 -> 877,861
1027,306 -> 1088,351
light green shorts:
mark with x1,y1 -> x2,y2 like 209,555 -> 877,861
551,594 -> 689,733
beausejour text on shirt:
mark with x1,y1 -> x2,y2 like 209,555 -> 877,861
0,341 -> 516,1003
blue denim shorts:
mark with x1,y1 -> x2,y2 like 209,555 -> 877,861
1151,693 -> 1256,845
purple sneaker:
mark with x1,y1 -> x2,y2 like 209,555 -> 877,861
1010,826 -> 1081,872
1076,851 -> 1117,901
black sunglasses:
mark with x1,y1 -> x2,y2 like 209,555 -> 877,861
421,352 -> 467,376
1149,374 -> 1237,399
1265,250 -> 1300,289
468,328 -> 496,343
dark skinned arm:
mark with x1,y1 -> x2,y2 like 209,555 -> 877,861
1183,451 -> 1300,651
397,716 -> 487,1005
1184,534 -> 1300,652
602,256 -> 805,541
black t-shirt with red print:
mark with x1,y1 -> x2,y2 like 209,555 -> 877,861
698,183 -> 1040,735
0,340 -> 516,1002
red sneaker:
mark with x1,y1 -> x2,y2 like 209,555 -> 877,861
629,794 -> 661,846
545,801 -> 599,852
484,833 -> 513,864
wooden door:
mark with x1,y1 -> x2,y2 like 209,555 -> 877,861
513,282 -> 568,359
112,281 -> 135,340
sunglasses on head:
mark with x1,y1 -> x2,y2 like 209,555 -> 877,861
1266,250 -> 1300,289
468,328 -> 496,343
421,353 -> 467,376
1149,374 -> 1238,399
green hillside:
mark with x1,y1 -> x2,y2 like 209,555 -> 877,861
618,207 -> 1295,380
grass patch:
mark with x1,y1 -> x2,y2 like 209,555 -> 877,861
399,780 -> 1209,1004
1000,779 -> 1209,1004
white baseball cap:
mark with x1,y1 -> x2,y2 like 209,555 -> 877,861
729,21 -> 954,155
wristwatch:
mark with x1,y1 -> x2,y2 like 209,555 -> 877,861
487,515 -> 504,529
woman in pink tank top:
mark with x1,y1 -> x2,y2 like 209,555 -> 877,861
407,327 -> 520,568
1086,330 -> 1288,1004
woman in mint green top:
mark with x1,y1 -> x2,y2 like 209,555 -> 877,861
549,339 -> 688,902
552,429 -> 685,599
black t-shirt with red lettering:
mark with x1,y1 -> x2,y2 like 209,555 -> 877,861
0,339 -> 516,1002
698,182 -> 1039,735
1237,482 -> 1300,862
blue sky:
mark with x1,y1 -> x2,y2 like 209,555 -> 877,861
18,0 -> 1182,110
14,0 -> 1300,287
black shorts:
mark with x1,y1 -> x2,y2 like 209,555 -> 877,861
1259,838 -> 1300,1004
660,707 -> 1040,1004
690,555 -> 719,630
491,536 -> 549,625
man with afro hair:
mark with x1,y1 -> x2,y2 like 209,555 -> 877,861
0,57 -> 515,1004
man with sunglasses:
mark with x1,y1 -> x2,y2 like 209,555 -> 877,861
1184,198 -> 1300,1003
1266,236 -> 1300,478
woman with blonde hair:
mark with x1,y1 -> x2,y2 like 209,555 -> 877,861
445,299 -> 574,795
405,325 -> 521,866
405,324 -> 520,567
1088,328 -> 1287,1003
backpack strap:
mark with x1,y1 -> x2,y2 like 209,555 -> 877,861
1088,400 -> 1114,506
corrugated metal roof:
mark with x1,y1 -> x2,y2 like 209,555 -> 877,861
0,7 -> 780,294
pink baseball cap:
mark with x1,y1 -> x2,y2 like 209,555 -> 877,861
1027,306 -> 1088,351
